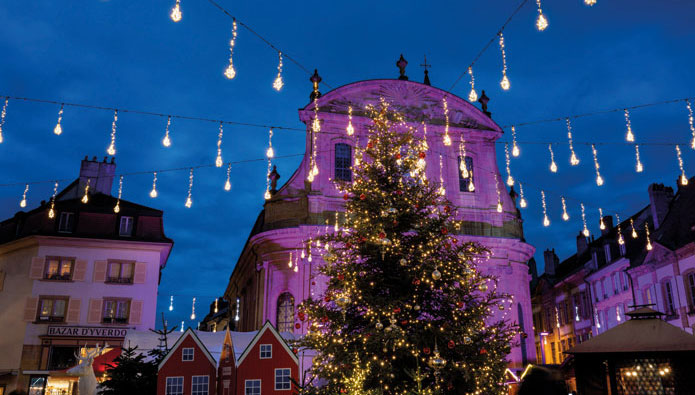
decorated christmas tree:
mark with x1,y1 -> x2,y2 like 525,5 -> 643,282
298,101 -> 518,395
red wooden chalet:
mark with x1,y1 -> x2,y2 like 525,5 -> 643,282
158,328 -> 218,395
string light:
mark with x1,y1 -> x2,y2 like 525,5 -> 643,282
535,0 -> 548,31
180,321 -> 184,332
630,218 -> 638,238
635,144 -> 643,173
81,179 -> 90,204
624,109 -> 635,142
458,139 -> 469,179
591,144 -> 604,186
645,223 -> 652,251
273,52 -> 284,91
307,99 -> 320,182
0,97 -> 9,143
224,19 -> 238,79
288,252 -> 293,268
19,184 -> 29,208
150,172 -> 158,198
547,144 -> 558,173
224,163 -> 232,191
504,143 -> 514,186
566,118 -> 579,165
216,122 -> 224,167
190,297 -> 196,320
266,128 -> 274,158
265,132 -> 273,200
494,173 -> 503,213
676,145 -> 688,186
169,296 -> 174,311
541,190 -> 550,226
442,97 -> 451,146
518,183 -> 527,208
438,155 -> 446,196
599,208 -> 606,230
214,298 -> 219,313
581,203 -> 589,237
54,104 -> 64,135
498,33 -> 510,90
346,105 -> 354,136
467,67 -> 478,102
163,116 -> 172,147
48,181 -> 58,219
584,0 -> 597,6
170,0 -> 182,22
616,213 -> 625,245
107,110 -> 118,156
686,100 -> 695,149
114,176 -> 123,213
561,197 -> 569,221
185,168 -> 194,208
511,125 -> 520,157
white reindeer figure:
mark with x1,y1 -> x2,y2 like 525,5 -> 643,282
67,343 -> 106,395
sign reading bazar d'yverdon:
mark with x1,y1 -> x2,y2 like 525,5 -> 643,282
47,326 -> 127,338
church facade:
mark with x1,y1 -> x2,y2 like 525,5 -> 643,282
223,74 -> 536,371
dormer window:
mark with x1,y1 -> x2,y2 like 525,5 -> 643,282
58,212 -> 74,233
119,216 -> 133,236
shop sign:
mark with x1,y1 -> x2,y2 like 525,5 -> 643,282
47,326 -> 128,338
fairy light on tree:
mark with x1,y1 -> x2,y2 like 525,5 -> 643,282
224,163 -> 232,191
598,208 -> 606,230
19,184 -> 29,208
645,223 -> 653,251
686,99 -> 695,149
616,213 -> 625,245
630,218 -> 638,238
190,297 -> 196,320
535,0 -> 548,31
518,182 -> 527,208
511,125 -> 520,157
541,190 -> 550,227
114,176 -> 123,213
467,67 -> 478,102
48,182 -> 58,219
635,144 -> 643,173
54,104 -> 64,135
81,179 -> 90,204
561,197 -> 569,221
273,52 -> 284,91
548,144 -> 558,173
215,122 -> 224,168
346,105 -> 355,136
624,109 -> 635,142
224,19 -> 238,79
150,172 -> 158,198
581,203 -> 590,237
591,144 -> 604,186
495,173 -> 503,213
676,145 -> 688,186
185,168 -> 194,208
566,118 -> 579,165
163,116 -> 172,147
498,33 -> 510,90
0,97 -> 8,143
170,0 -> 182,22
107,110 -> 118,156
442,97 -> 451,146
504,143 -> 514,186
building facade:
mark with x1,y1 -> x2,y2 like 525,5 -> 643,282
531,180 -> 695,366
224,69 -> 536,372
0,156 -> 172,394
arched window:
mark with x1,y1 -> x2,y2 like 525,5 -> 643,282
457,156 -> 474,192
276,292 -> 295,333
335,143 -> 352,181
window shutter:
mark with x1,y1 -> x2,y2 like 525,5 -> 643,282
23,297 -> 38,321
129,300 -> 143,325
87,298 -> 103,324
66,298 -> 82,323
29,257 -> 45,279
133,262 -> 147,284
73,260 -> 88,281
93,261 -> 107,282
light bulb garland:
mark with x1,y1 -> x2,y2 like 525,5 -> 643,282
114,176 -> 123,213
266,128 -> 275,159
54,104 -> 64,135
581,203 -> 589,237
498,33 -> 510,91
185,168 -> 194,208
224,163 -> 232,191
585,0 -> 597,5
630,218 -> 638,238
599,208 -> 606,230
518,182 -> 527,208
107,110 -> 118,156
535,0 -> 548,31
190,297 -> 196,320
561,197 -> 569,221
0,97 -> 8,143
548,144 -> 558,173
170,0 -> 182,22
216,122 -> 224,167
541,190 -> 550,226
645,223 -> 653,251
635,144 -> 643,173
566,118 -> 579,165
616,213 -> 625,245
272,52 -> 284,91
169,296 -> 174,311
442,97 -> 451,146
150,172 -> 158,198
20,184 -> 29,208
224,19 -> 238,79
81,179 -> 90,204
494,173 -> 503,213
264,129 -> 274,200
676,145 -> 688,186
504,143 -> 514,186
458,139 -> 469,179
467,67 -> 478,102
214,298 -> 219,313
307,98 -> 320,182
346,105 -> 354,136
591,144 -> 604,186
687,99 -> 695,150
624,109 -> 635,142
438,155 -> 446,196
511,125 -> 520,157
180,321 -> 184,332
48,181 -> 58,219
163,116 -> 172,147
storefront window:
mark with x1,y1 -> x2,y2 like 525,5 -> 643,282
28,376 -> 46,395
48,346 -> 79,370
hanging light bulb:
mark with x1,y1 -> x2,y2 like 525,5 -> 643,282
645,223 -> 652,251
541,190 -> 550,226
518,183 -> 527,208
224,19 -> 238,79
169,296 -> 174,311
468,176 -> 475,192
438,155 -> 446,196
150,172 -> 158,198
442,97 -> 451,146
114,176 -> 123,213
185,168 -> 194,208
547,144 -> 558,173
0,97 -> 8,143
581,203 -> 589,237
224,163 -> 232,191
599,208 -> 606,230
48,181 -> 58,219
54,104 -> 64,135
190,297 -> 196,320
216,122 -> 224,167
214,298 -> 219,313
495,173 -> 503,213
584,0 -> 596,5
180,321 -> 184,332
19,184 -> 29,208
498,33 -> 510,90
107,110 -> 118,155
561,197 -> 569,221
616,213 -> 625,245
676,145 -> 688,186
504,143 -> 514,186
535,0 -> 548,31
467,67 -> 478,102
511,125 -> 520,157
81,179 -> 90,204
300,249 -> 305,259
630,218 -> 638,238
266,128 -> 274,158
635,145 -> 643,173
591,144 -> 604,186
288,252 -> 293,268
346,105 -> 355,135
624,109 -> 635,142
163,116 -> 172,147
566,118 -> 579,165
170,0 -> 182,22
273,52 -> 284,91
686,99 -> 695,150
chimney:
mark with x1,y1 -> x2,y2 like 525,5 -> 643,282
528,257 -> 538,282
543,248 -> 559,276
648,183 -> 674,229
577,232 -> 589,256
601,215 -> 614,236
78,156 -> 116,196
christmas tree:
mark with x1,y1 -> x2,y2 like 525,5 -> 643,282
298,101 -> 518,395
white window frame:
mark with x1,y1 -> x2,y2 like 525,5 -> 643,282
245,379 -> 261,395
119,216 -> 134,236
191,375 -> 209,395
275,368 -> 291,390
182,347 -> 195,361
259,344 -> 272,359
165,376 -> 184,395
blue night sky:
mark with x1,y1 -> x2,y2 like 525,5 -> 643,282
1,1 -> 694,329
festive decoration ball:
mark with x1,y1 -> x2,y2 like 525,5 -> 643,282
457,251 -> 466,260
414,304 -> 420,311
480,348 -> 487,355
298,312 -> 306,321
498,304 -> 505,311
321,316 -> 329,323
479,283 -> 488,292
324,296 -> 331,302
395,153 -> 401,159
378,232 -> 386,239
419,152 -> 426,159
343,194 -> 349,200
447,340 -> 455,349
367,142 -> 373,149
456,301 -> 464,308
375,322 -> 384,330
382,347 -> 388,353
423,347 -> 431,355
444,205 -> 451,212
385,325 -> 392,332
412,278 -> 420,285
432,269 -> 442,280
295,323 -> 301,329
360,193 -> 366,200
441,228 -> 448,235
395,190 -> 403,195
464,336 -> 472,344
393,307 -> 401,314
337,274 -> 344,281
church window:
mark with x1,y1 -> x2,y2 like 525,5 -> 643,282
276,292 -> 295,333
335,143 -> 352,182
457,156 -> 474,192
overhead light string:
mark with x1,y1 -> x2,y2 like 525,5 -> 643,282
535,0 -> 548,31
511,125 -> 520,157
0,97 -> 9,143
504,143 -> 514,186
114,176 -> 123,213
150,172 -> 158,198
591,144 -> 604,186
54,104 -> 64,135
645,223 -> 653,251
561,197 -> 569,221
438,155 -> 446,196
170,0 -> 182,22
273,52 -> 284,91
224,162 -> 232,191
169,296 -> 174,311
185,168 -> 194,208
467,67 -> 478,102
19,184 -> 29,208
190,297 -> 196,320
224,18 -> 238,79
635,144 -> 643,173
494,173 -> 503,213
265,128 -> 274,200
686,99 -> 695,150
584,0 -> 597,6
676,145 -> 688,186
82,179 -> 90,204
498,33 -> 510,91
307,98 -> 320,182
630,218 -> 638,238
48,181 -> 58,219
548,144 -> 558,173
616,213 -> 625,245
107,110 -> 118,156
580,203 -> 589,237
566,118 -> 580,165
346,105 -> 355,136
163,116 -> 172,147
216,122 -> 224,167
518,182 -> 527,208
541,190 -> 549,226
598,208 -> 606,230
624,109 -> 635,142
458,139 -> 470,179
442,97 -> 451,146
